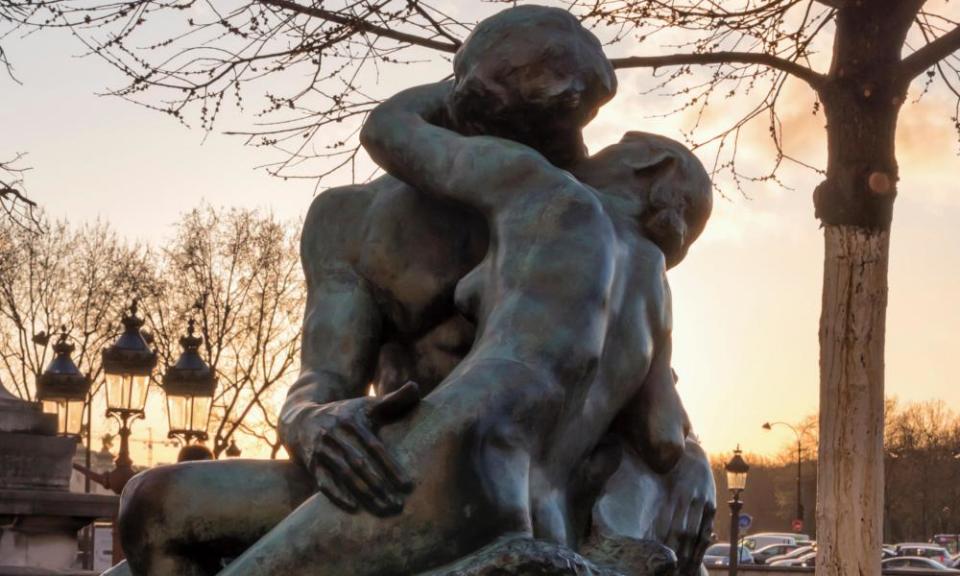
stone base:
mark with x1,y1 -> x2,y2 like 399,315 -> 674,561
420,535 -> 676,576
0,489 -> 118,572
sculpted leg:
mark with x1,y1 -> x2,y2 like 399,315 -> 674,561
217,359 -> 564,575
590,439 -> 715,576
118,459 -> 314,576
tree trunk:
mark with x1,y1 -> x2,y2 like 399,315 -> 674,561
813,3 -> 911,565
816,225 -> 889,576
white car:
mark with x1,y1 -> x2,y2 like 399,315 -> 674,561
766,545 -> 815,565
771,551 -> 817,567
883,556 -> 960,572
895,544 -> 952,566
742,533 -> 799,551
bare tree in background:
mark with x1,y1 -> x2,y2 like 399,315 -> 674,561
753,402 -> 960,543
0,213 -> 150,402
8,0 -> 960,569
0,154 -> 39,230
145,206 -> 303,458
1,4 -> 40,229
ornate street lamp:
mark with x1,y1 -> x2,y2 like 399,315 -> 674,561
36,328 -> 91,437
162,319 -> 216,446
77,300 -> 157,494
726,446 -> 750,576
763,421 -> 805,532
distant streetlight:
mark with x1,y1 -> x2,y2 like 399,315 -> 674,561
763,421 -> 805,531
726,445 -> 750,576
161,319 -> 216,446
36,327 -> 91,437
74,300 -> 157,495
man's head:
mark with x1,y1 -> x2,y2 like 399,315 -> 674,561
451,5 -> 616,168
574,132 -> 713,268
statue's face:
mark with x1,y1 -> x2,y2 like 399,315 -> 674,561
577,135 -> 713,268
450,6 -> 616,167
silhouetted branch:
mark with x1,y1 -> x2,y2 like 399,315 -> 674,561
611,52 -> 826,89
900,25 -> 960,82
260,0 -> 459,52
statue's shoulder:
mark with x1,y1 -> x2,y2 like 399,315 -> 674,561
301,176 -> 402,265
305,178 -> 388,224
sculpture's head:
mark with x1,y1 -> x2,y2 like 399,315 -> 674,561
451,5 -> 616,168
573,132 -> 713,268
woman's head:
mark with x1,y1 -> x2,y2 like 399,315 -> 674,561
451,5 -> 616,167
574,132 -> 713,268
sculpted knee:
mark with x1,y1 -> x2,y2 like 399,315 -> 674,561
117,466 -> 179,565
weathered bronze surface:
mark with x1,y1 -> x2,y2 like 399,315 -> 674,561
115,5 -> 716,575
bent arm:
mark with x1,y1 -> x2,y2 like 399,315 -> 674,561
360,81 -> 561,215
279,190 -> 382,460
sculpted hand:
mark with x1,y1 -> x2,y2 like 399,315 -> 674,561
298,382 -> 420,516
658,440 -> 717,576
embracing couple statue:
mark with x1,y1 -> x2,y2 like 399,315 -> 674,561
112,5 -> 716,575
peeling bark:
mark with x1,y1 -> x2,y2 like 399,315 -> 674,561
816,225 -> 889,576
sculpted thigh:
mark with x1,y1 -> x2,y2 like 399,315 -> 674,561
119,459 -> 315,569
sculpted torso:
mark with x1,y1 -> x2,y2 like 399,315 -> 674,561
302,175 -> 486,395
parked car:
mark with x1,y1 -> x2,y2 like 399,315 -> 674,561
766,545 -> 816,565
883,557 -> 960,572
753,543 -> 802,565
703,544 -> 755,567
896,544 -> 951,565
742,533 -> 799,551
771,551 -> 817,567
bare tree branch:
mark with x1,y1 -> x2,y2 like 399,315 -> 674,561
900,25 -> 960,83
611,51 -> 827,89
259,0 -> 459,52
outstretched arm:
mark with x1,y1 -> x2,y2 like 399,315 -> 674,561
360,81 -> 563,215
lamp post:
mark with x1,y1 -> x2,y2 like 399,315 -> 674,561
726,446 -> 750,576
36,327 -> 91,437
161,319 -> 216,445
36,327 -> 97,569
763,421 -> 805,531
74,300 -> 157,494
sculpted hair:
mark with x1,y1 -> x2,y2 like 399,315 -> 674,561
450,5 -> 617,165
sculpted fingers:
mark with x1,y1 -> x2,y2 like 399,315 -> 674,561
330,429 -> 399,505
692,503 -> 717,567
344,418 -> 413,491
677,497 -> 707,575
313,462 -> 359,513
315,434 -> 400,516
664,497 -> 689,555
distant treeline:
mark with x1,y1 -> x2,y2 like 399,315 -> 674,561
712,400 -> 960,544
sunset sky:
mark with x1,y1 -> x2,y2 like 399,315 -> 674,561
3,2 -> 959,465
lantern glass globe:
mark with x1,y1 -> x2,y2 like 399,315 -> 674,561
166,393 -> 212,440
42,398 -> 85,436
106,372 -> 150,413
727,468 -> 748,492
725,446 -> 750,494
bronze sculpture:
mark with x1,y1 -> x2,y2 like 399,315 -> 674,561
113,6 -> 716,575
